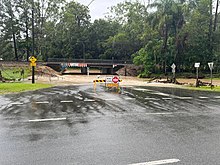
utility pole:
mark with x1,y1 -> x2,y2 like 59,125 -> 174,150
32,0 -> 35,56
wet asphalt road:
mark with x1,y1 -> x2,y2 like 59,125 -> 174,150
0,85 -> 220,165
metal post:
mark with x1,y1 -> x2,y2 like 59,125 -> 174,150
173,72 -> 176,83
210,68 -> 213,87
196,67 -> 199,87
32,66 -> 35,84
125,61 -> 127,76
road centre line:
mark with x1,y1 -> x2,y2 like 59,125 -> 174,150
199,96 -> 209,99
128,158 -> 180,165
84,99 -> 96,102
145,98 -> 160,101
152,92 -> 170,96
176,96 -> 192,100
60,100 -> 73,103
145,113 -> 174,115
124,98 -> 136,100
35,101 -> 49,104
214,96 -> 220,99
11,102 -> 24,105
28,117 -> 67,122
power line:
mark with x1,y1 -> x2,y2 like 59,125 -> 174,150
88,0 -> 95,7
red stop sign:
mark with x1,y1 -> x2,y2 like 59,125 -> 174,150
112,76 -> 119,83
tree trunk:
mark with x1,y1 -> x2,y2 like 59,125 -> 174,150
8,1 -> 18,61
208,0 -> 213,57
12,31 -> 18,61
25,10 -> 30,61
162,23 -> 168,74
32,0 -> 35,56
213,0 -> 219,31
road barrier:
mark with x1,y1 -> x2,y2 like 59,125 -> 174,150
93,76 -> 122,92
93,79 -> 122,83
93,80 -> 106,83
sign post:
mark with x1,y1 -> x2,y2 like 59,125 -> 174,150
194,63 -> 200,87
171,63 -> 176,83
87,67 -> 90,76
29,56 -> 37,84
208,62 -> 214,88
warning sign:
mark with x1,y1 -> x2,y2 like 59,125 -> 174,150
112,76 -> 119,83
29,56 -> 37,67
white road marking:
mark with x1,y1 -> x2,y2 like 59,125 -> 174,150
145,113 -> 174,115
152,92 -> 170,96
125,98 -> 135,100
11,103 -> 24,105
35,101 -> 49,104
177,96 -> 192,100
199,96 -> 209,99
75,96 -> 83,100
84,99 -> 95,102
214,96 -> 220,99
133,88 -> 149,91
145,98 -> 160,101
104,99 -> 117,101
129,158 -> 180,165
60,100 -> 73,103
28,117 -> 67,122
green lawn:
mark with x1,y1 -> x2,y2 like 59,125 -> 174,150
0,83 -> 53,94
186,86 -> 220,92
1,68 -> 31,80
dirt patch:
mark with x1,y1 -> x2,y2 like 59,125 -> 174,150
35,65 -> 61,77
116,65 -> 141,76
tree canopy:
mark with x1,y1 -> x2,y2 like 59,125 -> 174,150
0,0 -> 220,75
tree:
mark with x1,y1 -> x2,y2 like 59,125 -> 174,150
105,1 -> 149,60
44,1 -> 91,60
87,19 -> 121,59
0,0 -> 19,60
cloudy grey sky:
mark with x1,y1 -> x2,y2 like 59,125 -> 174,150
76,0 -> 132,21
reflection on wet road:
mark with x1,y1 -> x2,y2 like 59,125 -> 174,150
1,85 -> 220,165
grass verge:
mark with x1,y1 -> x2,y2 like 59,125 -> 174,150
186,86 -> 220,92
0,83 -> 53,94
1,67 -> 31,80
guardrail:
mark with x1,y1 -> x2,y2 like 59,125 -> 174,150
47,58 -> 133,64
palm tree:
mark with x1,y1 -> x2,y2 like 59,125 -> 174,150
148,0 -> 177,73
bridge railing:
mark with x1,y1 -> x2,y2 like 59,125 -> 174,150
47,58 -> 133,64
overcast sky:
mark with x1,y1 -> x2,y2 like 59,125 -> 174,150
76,0 -> 131,21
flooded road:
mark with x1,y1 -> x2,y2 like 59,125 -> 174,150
0,85 -> 220,165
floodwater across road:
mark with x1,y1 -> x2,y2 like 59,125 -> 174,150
0,85 -> 220,165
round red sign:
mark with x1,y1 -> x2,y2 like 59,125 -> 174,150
112,76 -> 119,83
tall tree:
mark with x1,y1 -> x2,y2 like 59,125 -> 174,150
213,0 -> 219,31
0,0 -> 19,60
106,1 -> 149,60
